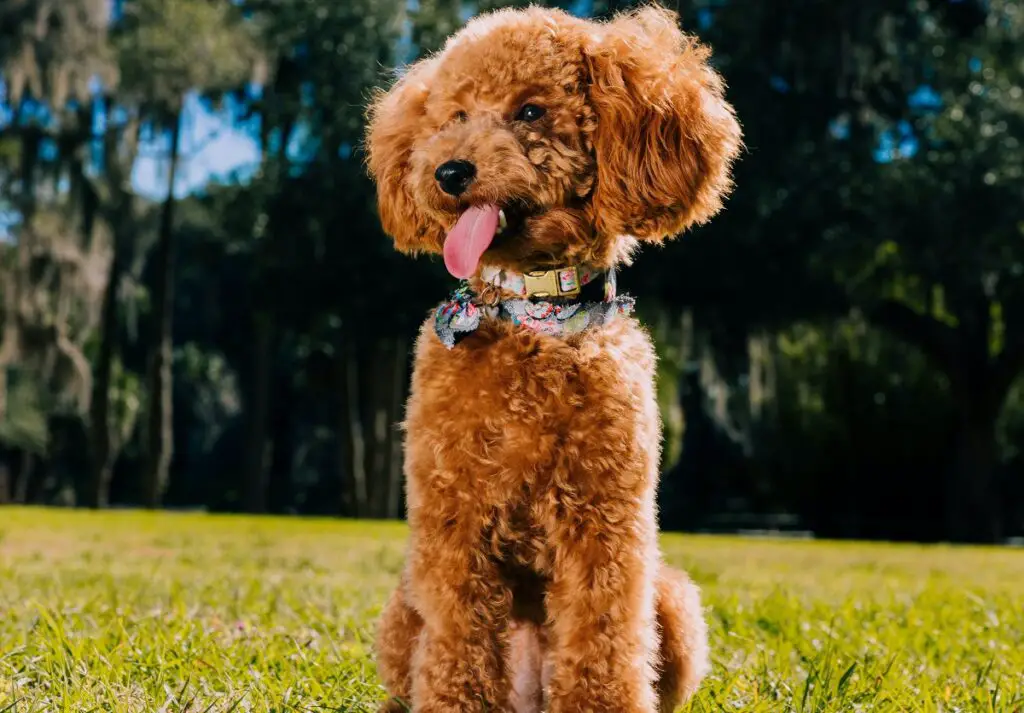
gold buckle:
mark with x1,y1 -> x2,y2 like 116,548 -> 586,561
522,267 -> 581,298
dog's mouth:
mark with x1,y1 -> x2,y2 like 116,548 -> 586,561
442,201 -> 533,279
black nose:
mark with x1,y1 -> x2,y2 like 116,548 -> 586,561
434,160 -> 476,196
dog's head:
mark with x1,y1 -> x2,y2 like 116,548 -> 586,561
365,5 -> 741,279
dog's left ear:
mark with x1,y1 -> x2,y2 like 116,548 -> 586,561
583,5 -> 742,243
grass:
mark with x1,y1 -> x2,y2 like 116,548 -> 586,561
0,508 -> 1022,712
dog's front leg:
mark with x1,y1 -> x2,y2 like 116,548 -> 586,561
540,486 -> 660,713
407,509 -> 513,713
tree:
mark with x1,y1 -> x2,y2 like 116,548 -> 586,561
0,0 -> 116,501
657,0 -> 1022,541
218,0 -> 450,516
113,0 -> 260,508
83,107 -> 145,509
849,0 -> 1024,542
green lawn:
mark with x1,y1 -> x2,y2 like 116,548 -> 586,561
0,508 -> 1022,712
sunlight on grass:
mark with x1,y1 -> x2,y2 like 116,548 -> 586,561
1,508 -> 1022,712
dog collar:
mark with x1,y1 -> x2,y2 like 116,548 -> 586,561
478,265 -> 603,299
433,265 -> 635,349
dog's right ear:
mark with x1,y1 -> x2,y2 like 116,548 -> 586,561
365,58 -> 445,254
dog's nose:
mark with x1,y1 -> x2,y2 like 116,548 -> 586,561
434,160 -> 476,196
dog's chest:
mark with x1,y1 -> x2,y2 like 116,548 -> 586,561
409,325 -> 596,479
408,317 -> 656,471
405,315 -> 658,542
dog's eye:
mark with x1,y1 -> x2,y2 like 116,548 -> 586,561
452,110 -> 468,123
515,104 -> 546,122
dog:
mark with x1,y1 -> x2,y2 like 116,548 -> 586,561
365,5 -> 741,712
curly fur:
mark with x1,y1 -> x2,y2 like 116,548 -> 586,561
365,5 -> 740,712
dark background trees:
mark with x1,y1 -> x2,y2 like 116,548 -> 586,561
0,0 -> 1021,544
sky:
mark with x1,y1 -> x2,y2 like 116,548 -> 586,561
131,93 -> 261,201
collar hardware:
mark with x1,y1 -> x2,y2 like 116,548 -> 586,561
522,267 -> 581,298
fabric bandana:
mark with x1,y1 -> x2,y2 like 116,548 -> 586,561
433,267 -> 635,349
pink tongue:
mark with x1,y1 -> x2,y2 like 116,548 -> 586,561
443,204 -> 500,279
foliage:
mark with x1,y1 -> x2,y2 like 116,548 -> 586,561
114,0 -> 261,113
0,0 -> 115,106
0,510 -> 1022,711
637,0 -> 1024,541
0,371 -> 48,454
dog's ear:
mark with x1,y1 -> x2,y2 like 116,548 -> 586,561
583,5 -> 742,243
365,58 -> 445,254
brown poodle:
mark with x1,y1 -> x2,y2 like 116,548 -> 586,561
365,5 -> 741,713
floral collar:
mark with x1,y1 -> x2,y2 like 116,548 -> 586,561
433,265 -> 635,349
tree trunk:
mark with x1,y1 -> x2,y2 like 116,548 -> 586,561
142,113 -> 183,509
0,125 -> 39,423
86,218 -> 130,509
13,451 -> 33,505
338,349 -> 355,516
385,336 -> 408,520
368,341 -> 391,518
0,461 -> 10,505
340,346 -> 369,517
947,395 -> 1002,543
0,366 -> 8,434
242,312 -> 274,514
0,290 -> 13,426
85,108 -> 141,508
943,294 -> 1006,544
267,380 -> 293,515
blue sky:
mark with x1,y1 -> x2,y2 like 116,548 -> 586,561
132,93 -> 260,200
